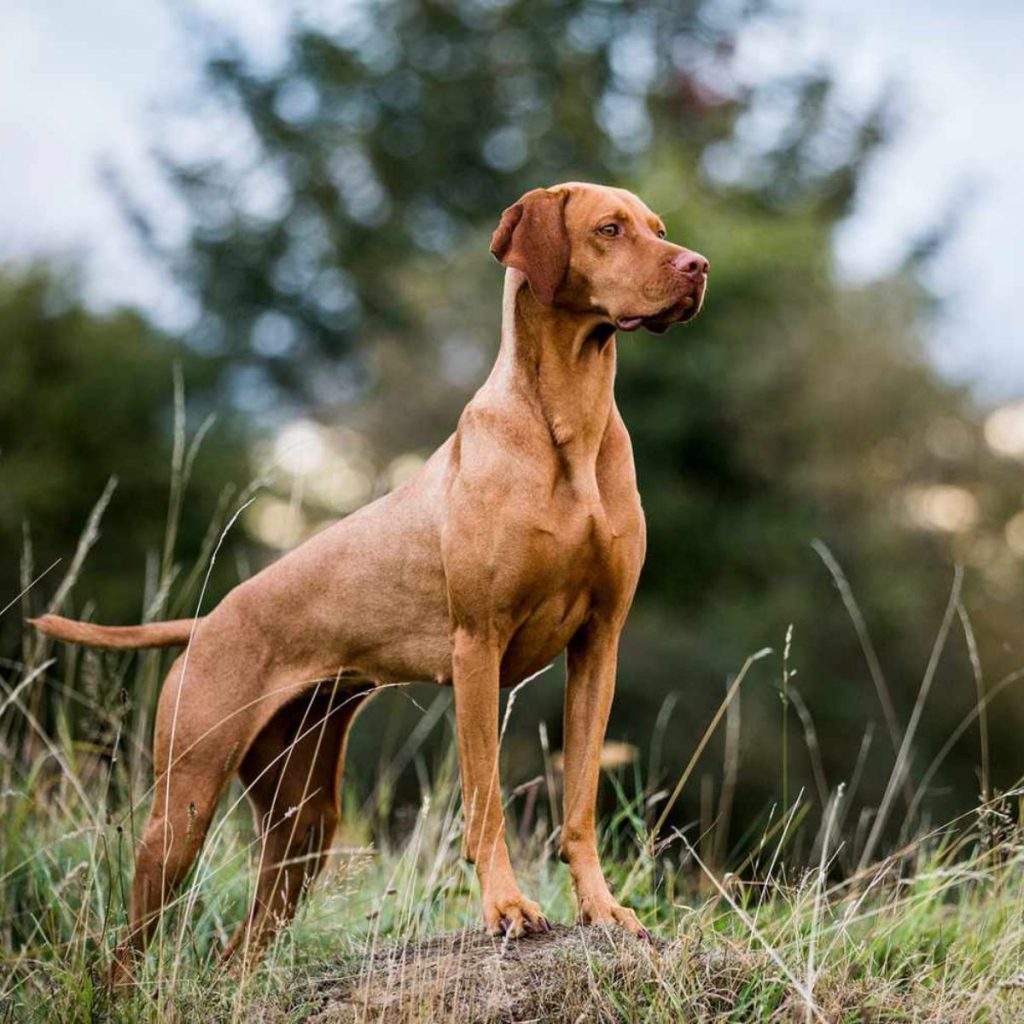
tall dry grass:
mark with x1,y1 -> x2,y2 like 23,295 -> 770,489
3,406 -> 1024,1022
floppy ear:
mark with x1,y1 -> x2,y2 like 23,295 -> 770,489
489,188 -> 569,306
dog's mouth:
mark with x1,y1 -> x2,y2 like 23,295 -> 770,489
615,287 -> 706,335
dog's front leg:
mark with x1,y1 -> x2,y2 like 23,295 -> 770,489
452,629 -> 549,937
561,620 -> 650,939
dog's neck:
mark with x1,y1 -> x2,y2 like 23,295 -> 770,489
487,269 -> 617,460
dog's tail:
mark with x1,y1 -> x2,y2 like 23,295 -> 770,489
28,614 -> 199,650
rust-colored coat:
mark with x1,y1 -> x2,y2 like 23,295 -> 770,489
31,182 -> 708,973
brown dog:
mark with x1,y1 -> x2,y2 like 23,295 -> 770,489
31,182 -> 708,971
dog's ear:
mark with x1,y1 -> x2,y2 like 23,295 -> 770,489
489,188 -> 570,306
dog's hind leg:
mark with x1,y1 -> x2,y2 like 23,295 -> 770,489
110,650 -> 275,983
110,655 -> 247,974
222,683 -> 372,966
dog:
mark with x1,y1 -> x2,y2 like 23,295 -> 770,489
30,182 -> 708,975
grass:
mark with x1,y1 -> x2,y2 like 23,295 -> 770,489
5,706 -> 1024,1024
4,418 -> 1024,1021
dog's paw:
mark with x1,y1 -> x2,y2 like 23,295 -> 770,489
482,890 -> 551,938
577,893 -> 651,942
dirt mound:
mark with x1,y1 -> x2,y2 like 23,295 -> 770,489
304,924 -> 680,1023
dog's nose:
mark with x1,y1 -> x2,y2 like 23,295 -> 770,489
672,249 -> 709,279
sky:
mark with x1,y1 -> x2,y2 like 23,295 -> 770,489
0,0 -> 1021,397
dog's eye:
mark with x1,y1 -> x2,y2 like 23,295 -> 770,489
597,223 -> 621,238
656,228 -> 666,239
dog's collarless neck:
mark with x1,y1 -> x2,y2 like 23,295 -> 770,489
490,272 -> 617,460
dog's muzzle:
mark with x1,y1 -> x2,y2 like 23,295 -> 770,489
616,281 -> 706,335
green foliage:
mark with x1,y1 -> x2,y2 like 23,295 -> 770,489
135,0 -> 833,408
0,264 -> 249,634
611,159 -> 1024,827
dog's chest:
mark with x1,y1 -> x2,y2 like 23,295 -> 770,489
497,480 -> 642,685
548,475 -> 640,589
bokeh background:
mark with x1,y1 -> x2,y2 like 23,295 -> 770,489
3,0 -> 1024,860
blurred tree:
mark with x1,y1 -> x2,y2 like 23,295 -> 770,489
0,264 -> 250,640
127,0 -> 780,412
113,0 -> 1024,848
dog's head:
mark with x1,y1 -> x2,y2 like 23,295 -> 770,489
490,182 -> 708,335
